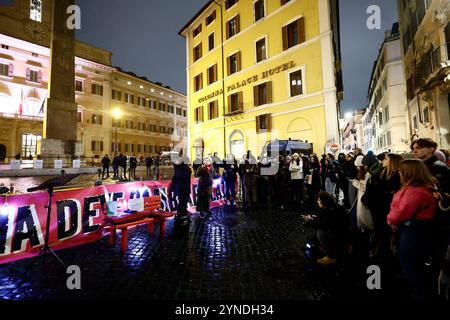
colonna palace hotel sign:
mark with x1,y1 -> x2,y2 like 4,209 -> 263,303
198,61 -> 296,104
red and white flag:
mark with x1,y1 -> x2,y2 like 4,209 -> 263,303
18,89 -> 26,115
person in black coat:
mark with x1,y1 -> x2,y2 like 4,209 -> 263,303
196,158 -> 213,218
275,156 -> 290,210
363,153 -> 403,261
171,156 -> 192,220
145,155 -> 153,176
307,155 -> 321,207
222,155 -> 238,205
303,191 -> 350,265
193,156 -> 202,176
112,154 -> 119,180
118,153 -> 127,180
101,154 -> 110,179
129,154 -> 138,180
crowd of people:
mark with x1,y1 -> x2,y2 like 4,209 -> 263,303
169,138 -> 450,301
98,138 -> 450,300
100,153 -> 163,181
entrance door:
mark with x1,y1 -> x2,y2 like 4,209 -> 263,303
230,140 -> 245,160
22,134 -> 42,158
229,130 -> 245,160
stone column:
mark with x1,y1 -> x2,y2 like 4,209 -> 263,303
41,0 -> 81,167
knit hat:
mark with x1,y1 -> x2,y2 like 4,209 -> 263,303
354,155 -> 364,167
362,151 -> 379,169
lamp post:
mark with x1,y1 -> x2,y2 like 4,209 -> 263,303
112,108 -> 122,154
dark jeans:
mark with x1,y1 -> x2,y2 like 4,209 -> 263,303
146,166 -> 151,176
340,179 -> 350,208
129,167 -> 136,179
113,165 -> 119,179
196,192 -> 211,213
176,191 -> 190,216
224,179 -> 236,201
290,179 -> 304,205
398,220 -> 435,300
102,165 -> 109,178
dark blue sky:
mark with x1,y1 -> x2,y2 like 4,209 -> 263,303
76,0 -> 398,113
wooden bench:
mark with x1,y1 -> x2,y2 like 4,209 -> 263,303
104,196 -> 175,253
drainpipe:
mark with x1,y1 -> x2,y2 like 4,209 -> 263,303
213,0 -> 227,158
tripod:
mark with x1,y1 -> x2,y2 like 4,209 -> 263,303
23,174 -> 79,272
10,174 -> 79,295
29,185 -> 66,268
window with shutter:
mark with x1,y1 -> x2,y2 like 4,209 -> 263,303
8,63 -> 13,77
194,43 -> 202,62
206,11 -> 216,25
0,63 -> 10,77
193,24 -> 202,38
228,52 -> 240,75
254,0 -> 265,22
227,15 -> 240,39
283,17 -> 305,50
208,33 -> 215,51
256,38 -> 267,62
225,0 -> 238,10
289,70 -> 303,97
208,64 -> 217,84
75,80 -> 83,92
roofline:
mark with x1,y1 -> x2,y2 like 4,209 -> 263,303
178,0 -> 215,37
367,29 -> 400,98
112,69 -> 187,98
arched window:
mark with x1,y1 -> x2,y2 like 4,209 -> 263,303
30,0 -> 42,22
0,94 -> 12,116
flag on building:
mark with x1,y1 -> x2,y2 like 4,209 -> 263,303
38,94 -> 47,116
18,89 -> 26,115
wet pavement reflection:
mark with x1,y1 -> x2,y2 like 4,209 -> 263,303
0,200 -> 410,300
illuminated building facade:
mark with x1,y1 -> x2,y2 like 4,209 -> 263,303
179,0 -> 343,159
0,0 -> 187,162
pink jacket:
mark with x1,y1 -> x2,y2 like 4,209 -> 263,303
387,186 -> 437,225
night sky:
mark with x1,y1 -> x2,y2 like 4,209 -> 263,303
76,0 -> 398,113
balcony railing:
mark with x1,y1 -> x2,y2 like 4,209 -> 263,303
414,42 -> 450,92
0,112 -> 44,121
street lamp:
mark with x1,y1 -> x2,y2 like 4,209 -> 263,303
112,108 -> 122,154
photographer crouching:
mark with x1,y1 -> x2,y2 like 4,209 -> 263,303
303,192 -> 350,266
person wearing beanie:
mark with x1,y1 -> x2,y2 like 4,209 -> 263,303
362,151 -> 381,174
354,155 -> 364,167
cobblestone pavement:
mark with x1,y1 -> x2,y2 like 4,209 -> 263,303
0,202 -> 410,301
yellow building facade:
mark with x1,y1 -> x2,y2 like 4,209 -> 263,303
180,0 -> 343,159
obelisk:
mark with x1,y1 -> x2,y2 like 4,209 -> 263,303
41,0 -> 80,167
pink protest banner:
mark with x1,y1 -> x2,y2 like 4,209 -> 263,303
0,178 -> 227,265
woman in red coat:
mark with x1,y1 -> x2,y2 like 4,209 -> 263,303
387,159 -> 438,300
